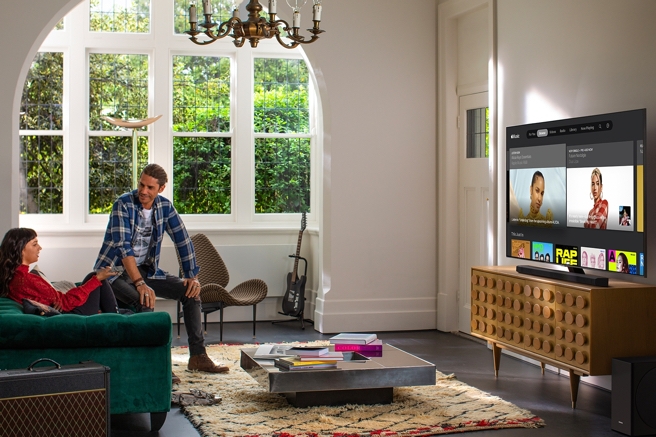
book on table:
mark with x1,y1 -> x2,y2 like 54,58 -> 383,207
274,362 -> 337,371
253,344 -> 294,359
329,333 -> 378,345
286,346 -> 330,357
333,339 -> 383,352
295,351 -> 344,361
274,356 -> 337,370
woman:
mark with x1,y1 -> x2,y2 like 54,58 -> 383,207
518,171 -> 554,227
620,208 -> 631,226
598,252 -> 606,270
0,228 -> 118,315
616,252 -> 630,274
581,251 -> 588,267
584,168 -> 608,229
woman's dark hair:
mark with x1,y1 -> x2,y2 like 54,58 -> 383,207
531,171 -> 545,186
618,252 -> 629,273
0,228 -> 37,296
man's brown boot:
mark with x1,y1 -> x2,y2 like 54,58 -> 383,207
188,353 -> 229,373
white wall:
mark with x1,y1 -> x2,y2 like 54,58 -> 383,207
303,0 -> 438,333
0,0 -> 439,333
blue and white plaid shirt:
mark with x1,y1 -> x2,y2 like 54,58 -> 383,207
94,190 -> 199,281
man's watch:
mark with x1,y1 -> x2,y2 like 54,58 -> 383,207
134,280 -> 146,288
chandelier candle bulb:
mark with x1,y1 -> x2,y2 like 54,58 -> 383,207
269,0 -> 276,14
189,5 -> 197,23
203,0 -> 211,15
233,8 -> 239,18
293,10 -> 300,28
313,3 -> 321,21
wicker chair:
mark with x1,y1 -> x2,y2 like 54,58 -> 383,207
176,233 -> 268,341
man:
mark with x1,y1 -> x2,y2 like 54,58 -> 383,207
94,163 -> 227,375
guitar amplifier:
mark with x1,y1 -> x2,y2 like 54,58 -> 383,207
0,359 -> 110,437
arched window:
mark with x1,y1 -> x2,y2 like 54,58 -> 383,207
19,0 -> 319,231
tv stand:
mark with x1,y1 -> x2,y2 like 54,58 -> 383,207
516,265 -> 608,287
471,266 -> 656,408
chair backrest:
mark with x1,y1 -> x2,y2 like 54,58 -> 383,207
190,233 -> 230,288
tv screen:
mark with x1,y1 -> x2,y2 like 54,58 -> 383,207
506,109 -> 646,277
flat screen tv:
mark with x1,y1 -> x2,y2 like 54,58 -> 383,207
506,109 -> 646,283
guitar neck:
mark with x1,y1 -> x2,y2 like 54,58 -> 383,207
291,230 -> 304,283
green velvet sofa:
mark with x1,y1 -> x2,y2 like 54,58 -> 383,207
0,297 -> 172,431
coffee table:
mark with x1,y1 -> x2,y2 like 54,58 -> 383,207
240,344 -> 436,407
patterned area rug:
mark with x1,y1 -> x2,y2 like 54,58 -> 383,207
171,343 -> 545,437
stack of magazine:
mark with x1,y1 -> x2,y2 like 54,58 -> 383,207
274,346 -> 343,371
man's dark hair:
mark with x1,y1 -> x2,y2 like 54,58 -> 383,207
142,164 -> 168,186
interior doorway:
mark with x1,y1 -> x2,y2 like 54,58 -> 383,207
458,92 -> 490,333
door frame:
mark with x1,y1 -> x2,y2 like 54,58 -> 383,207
437,0 -> 498,332
457,92 -> 490,333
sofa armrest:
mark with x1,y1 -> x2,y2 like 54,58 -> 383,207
0,312 -> 172,349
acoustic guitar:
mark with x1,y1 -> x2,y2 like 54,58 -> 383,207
281,213 -> 307,317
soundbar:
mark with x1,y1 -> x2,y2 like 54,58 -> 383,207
516,265 -> 609,287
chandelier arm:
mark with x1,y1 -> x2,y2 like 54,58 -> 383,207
233,37 -> 247,47
207,17 -> 241,40
271,21 -> 322,47
274,31 -> 300,49
189,35 -> 220,46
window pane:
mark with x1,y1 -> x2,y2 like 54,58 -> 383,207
89,0 -> 150,33
55,19 -> 65,31
20,52 -> 64,131
173,0 -> 233,34
255,138 -> 310,213
173,137 -> 231,214
172,55 -> 231,132
89,136 -> 149,214
19,135 -> 64,214
254,58 -> 309,134
89,53 -> 149,131
466,107 -> 489,158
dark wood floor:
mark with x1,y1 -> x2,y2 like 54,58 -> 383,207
111,320 -> 619,436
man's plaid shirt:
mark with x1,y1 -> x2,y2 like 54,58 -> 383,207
94,191 -> 199,281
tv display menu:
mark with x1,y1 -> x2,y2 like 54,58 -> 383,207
506,109 -> 646,276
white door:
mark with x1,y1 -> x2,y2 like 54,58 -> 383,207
458,92 -> 490,333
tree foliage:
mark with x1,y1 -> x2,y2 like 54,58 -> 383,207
19,52 -> 64,214
89,0 -> 150,33
172,55 -> 231,133
254,58 -> 310,213
173,137 -> 231,214
20,1 -> 314,216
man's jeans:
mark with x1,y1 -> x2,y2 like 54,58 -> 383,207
110,266 -> 205,356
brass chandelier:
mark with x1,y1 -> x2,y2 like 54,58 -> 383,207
186,0 -> 324,49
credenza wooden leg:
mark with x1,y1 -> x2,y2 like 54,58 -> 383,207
492,342 -> 501,377
569,370 -> 580,409
540,362 -> 545,375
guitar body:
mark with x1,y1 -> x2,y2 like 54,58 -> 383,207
282,272 -> 306,317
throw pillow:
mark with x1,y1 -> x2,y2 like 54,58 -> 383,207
22,298 -> 61,317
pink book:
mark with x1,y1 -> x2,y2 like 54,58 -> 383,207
333,339 -> 383,351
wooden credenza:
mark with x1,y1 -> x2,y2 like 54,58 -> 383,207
470,265 -> 656,408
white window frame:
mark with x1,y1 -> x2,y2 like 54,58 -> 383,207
19,0 -> 320,232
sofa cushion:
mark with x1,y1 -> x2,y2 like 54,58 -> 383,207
0,299 -> 172,349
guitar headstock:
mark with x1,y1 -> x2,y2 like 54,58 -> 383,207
301,212 -> 307,231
